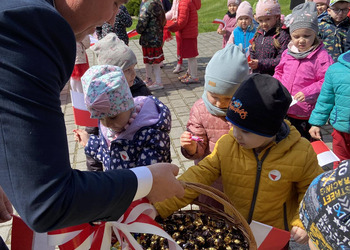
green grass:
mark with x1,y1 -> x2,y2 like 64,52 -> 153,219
127,0 -> 292,38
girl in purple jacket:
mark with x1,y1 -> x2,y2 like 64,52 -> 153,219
248,0 -> 290,75
273,2 -> 333,140
74,65 -> 172,170
180,44 -> 249,209
217,0 -> 241,48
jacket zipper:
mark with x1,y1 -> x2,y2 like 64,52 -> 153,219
247,148 -> 271,224
283,202 -> 289,231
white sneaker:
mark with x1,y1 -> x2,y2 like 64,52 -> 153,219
173,64 -> 185,73
148,82 -> 164,90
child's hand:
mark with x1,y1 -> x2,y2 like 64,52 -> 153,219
309,126 -> 322,140
180,131 -> 197,156
294,92 -> 305,102
217,28 -> 225,35
73,129 -> 90,147
291,226 -> 309,245
248,59 -> 258,69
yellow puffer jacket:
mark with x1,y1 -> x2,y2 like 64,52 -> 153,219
155,121 -> 323,230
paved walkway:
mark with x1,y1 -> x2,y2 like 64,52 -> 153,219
0,32 -> 333,248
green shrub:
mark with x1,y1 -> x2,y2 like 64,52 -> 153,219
125,0 -> 141,17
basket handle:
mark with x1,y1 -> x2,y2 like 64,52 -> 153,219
182,181 -> 257,250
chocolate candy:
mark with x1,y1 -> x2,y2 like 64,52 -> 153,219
136,211 -> 249,249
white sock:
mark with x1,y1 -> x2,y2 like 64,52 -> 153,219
188,57 -> 198,78
153,64 -> 161,83
145,64 -> 153,81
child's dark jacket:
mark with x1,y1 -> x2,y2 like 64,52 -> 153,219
250,26 -> 291,75
318,15 -> 350,62
85,96 -> 171,170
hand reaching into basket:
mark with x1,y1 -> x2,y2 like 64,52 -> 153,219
146,163 -> 185,203
291,226 -> 309,245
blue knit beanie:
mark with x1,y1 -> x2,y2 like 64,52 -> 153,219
204,43 -> 249,97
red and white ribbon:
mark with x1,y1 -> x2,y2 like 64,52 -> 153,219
47,198 -> 182,250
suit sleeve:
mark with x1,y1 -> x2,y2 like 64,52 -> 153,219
0,4 -> 137,232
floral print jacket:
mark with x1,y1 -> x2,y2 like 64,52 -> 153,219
136,0 -> 166,48
96,5 -> 132,45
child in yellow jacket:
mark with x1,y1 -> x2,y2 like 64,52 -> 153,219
155,74 -> 323,245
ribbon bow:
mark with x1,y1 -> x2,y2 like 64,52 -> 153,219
48,198 -> 182,250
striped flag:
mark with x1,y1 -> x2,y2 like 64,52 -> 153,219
311,140 -> 340,167
11,216 -> 55,250
127,29 -> 139,38
70,90 -> 98,127
250,221 -> 290,250
212,18 -> 226,29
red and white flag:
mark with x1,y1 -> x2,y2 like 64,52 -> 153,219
311,140 -> 340,167
127,29 -> 139,38
250,220 -> 290,250
70,90 -> 98,127
212,18 -> 226,29
11,215 -> 55,250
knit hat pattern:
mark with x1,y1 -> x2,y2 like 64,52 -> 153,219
255,0 -> 281,18
204,43 -> 249,97
81,65 -> 134,119
330,0 -> 350,6
227,0 -> 241,6
289,2 -> 319,34
90,33 -> 137,70
226,74 -> 291,137
300,160 -> 350,249
236,1 -> 254,20
313,0 -> 330,5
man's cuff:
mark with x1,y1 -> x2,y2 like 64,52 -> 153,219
130,167 -> 153,201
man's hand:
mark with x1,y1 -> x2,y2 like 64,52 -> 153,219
0,186 -> 13,223
146,163 -> 185,203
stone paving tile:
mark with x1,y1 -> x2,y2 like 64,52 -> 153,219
1,31 -> 334,247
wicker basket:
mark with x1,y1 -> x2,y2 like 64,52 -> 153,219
181,181 -> 257,250
136,182 -> 257,249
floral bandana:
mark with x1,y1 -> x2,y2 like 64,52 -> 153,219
81,65 -> 134,119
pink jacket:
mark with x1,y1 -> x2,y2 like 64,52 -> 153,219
181,98 -> 232,164
167,0 -> 201,39
219,14 -> 236,48
273,43 -> 333,118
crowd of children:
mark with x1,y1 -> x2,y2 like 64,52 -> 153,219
67,0 -> 350,248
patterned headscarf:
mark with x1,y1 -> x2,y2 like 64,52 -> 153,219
81,65 -> 134,119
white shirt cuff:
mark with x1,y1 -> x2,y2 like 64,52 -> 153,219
130,167 -> 153,201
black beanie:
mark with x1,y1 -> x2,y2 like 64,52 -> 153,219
226,74 -> 292,137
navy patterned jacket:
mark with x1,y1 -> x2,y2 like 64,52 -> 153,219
250,26 -> 290,75
318,15 -> 350,62
85,96 -> 172,170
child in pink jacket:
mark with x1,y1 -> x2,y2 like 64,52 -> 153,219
217,0 -> 241,48
180,44 -> 249,209
273,2 -> 333,140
